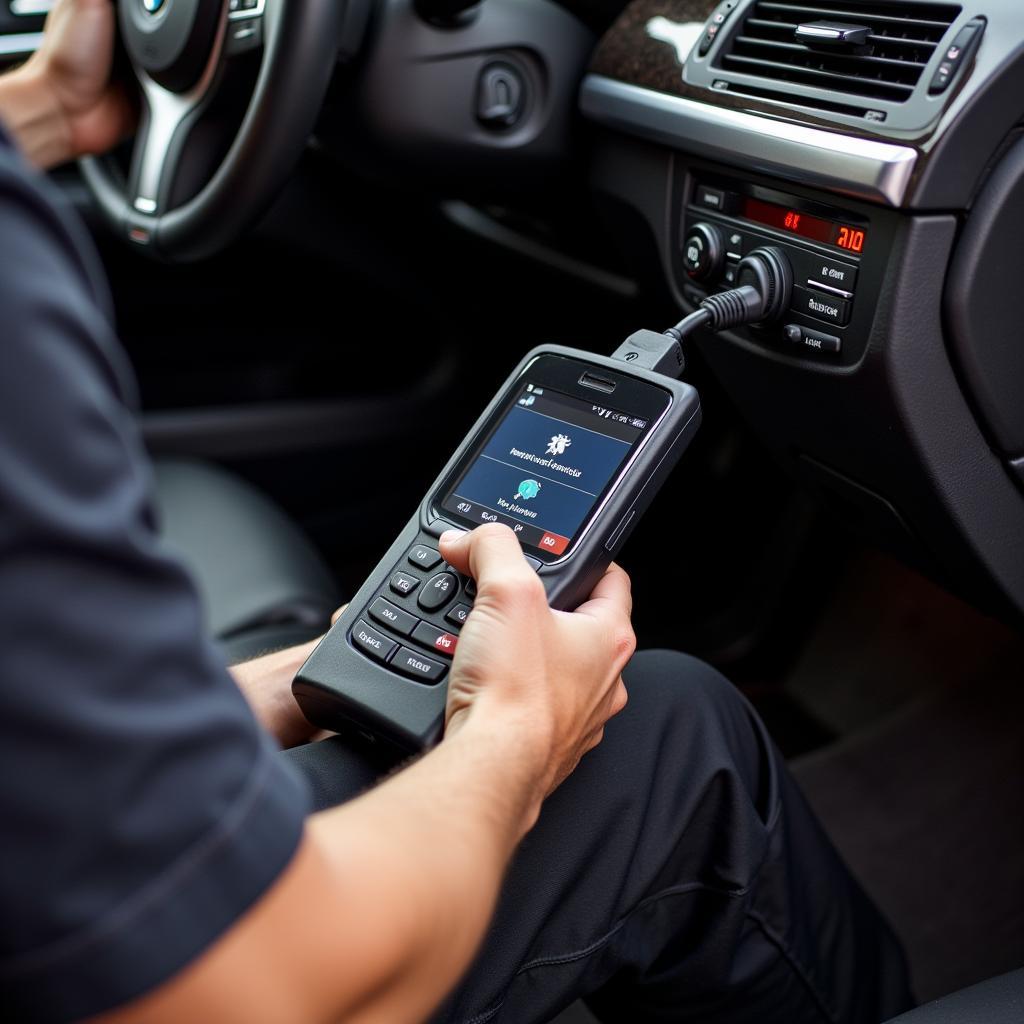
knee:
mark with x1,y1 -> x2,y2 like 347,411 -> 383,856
622,648 -> 748,727
617,649 -> 774,810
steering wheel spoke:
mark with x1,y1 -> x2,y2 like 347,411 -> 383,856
128,78 -> 202,217
82,0 -> 340,260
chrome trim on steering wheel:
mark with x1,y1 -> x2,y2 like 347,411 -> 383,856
131,2 -> 230,216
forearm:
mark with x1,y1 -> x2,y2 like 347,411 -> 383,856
304,712 -> 546,1023
0,63 -> 72,169
228,639 -> 322,748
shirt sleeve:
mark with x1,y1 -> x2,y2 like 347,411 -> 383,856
0,133 -> 312,1022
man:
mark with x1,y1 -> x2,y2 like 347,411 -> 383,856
0,2 -> 912,1022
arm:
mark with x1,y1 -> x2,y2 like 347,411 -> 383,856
98,525 -> 634,1024
229,638 -> 325,749
0,0 -> 132,168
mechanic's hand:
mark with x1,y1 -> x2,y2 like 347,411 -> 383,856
229,604 -> 347,748
25,0 -> 134,161
440,524 -> 633,798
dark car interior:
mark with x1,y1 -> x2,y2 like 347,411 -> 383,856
2,0 -> 1022,1019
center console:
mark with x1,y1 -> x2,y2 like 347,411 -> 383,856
671,167 -> 898,366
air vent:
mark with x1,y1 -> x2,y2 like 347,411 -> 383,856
719,1 -> 961,103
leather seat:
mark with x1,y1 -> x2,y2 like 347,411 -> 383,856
884,969 -> 1024,1024
153,458 -> 339,663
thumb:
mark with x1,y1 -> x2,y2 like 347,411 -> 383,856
439,523 -> 535,592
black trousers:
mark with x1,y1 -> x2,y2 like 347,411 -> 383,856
283,651 -> 913,1024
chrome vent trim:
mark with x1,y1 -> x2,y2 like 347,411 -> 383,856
580,74 -> 918,206
721,1 -> 961,103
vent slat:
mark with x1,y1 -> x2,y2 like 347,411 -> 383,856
757,2 -> 957,31
715,0 -> 960,109
722,54 -> 916,99
733,36 -> 928,72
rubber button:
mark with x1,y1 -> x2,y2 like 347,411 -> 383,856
369,597 -> 418,636
390,571 -> 420,597
446,603 -> 472,627
408,545 -> 442,571
412,622 -> 459,658
351,619 -> 398,663
391,646 -> 447,684
418,572 -> 459,611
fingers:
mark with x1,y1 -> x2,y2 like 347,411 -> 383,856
440,524 -> 539,601
575,561 -> 633,620
572,563 -> 636,669
331,604 -> 349,626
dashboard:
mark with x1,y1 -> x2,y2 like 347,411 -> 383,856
579,0 -> 1024,619
1,0 -> 1022,621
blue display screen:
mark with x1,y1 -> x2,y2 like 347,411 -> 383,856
440,384 -> 650,556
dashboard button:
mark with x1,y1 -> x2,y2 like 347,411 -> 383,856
796,252 -> 858,293
351,619 -> 398,663
696,186 -> 726,212
369,597 -> 418,636
792,285 -> 850,327
929,60 -> 955,94
391,646 -> 447,684
418,571 -> 458,611
412,622 -> 459,657
783,324 -> 841,355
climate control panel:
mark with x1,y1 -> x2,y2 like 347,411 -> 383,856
675,175 -> 875,362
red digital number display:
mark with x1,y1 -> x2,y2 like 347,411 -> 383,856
836,225 -> 866,253
740,197 -> 868,254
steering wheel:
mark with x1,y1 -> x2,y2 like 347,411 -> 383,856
80,0 -> 341,262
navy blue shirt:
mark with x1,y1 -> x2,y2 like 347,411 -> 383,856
0,126 -> 310,1021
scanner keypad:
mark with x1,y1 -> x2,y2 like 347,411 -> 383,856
349,537 -> 477,684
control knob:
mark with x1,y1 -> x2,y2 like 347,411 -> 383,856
682,222 -> 723,281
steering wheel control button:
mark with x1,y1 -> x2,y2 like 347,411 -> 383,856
390,571 -> 421,597
477,63 -> 526,130
391,647 -> 447,685
682,223 -> 723,282
408,545 -> 442,571
446,603 -> 472,627
369,597 -> 418,636
226,17 -> 262,55
784,324 -> 841,355
418,572 -> 458,611
792,285 -> 850,328
412,622 -> 459,658
351,620 -> 399,663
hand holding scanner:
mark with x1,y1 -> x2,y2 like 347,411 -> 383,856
293,344 -> 701,750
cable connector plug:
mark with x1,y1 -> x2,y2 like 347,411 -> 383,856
698,284 -> 766,331
612,329 -> 685,379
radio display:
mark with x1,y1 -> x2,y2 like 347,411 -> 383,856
740,196 -> 867,254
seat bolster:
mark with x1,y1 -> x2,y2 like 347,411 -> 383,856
153,459 -> 338,640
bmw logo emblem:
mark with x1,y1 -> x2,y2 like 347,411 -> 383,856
142,0 -> 165,13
